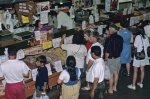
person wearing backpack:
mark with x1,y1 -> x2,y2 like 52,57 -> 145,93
57,56 -> 81,99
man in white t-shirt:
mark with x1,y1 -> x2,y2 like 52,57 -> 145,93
90,46 -> 105,99
0,48 -> 30,99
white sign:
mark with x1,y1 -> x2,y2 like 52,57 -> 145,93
34,31 -> 41,41
52,37 -> 61,48
31,68 -> 38,81
45,63 -> 52,76
40,12 -> 48,24
54,61 -> 63,72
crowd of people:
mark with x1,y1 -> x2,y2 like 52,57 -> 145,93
0,20 -> 150,99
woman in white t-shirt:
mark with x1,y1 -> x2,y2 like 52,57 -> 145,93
60,32 -> 87,77
128,28 -> 150,90
57,56 -> 81,99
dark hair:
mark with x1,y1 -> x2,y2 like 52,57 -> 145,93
91,46 -> 101,57
84,30 -> 92,37
120,19 -> 128,28
36,55 -> 47,64
72,32 -> 85,45
66,56 -> 77,81
8,48 -> 17,56
109,24 -> 118,31
35,20 -> 40,28
136,28 -> 146,39
90,31 -> 101,42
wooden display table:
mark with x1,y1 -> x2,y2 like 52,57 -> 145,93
0,72 -> 60,98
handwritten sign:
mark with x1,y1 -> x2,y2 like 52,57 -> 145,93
52,37 -> 61,48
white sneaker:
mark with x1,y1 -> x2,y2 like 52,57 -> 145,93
137,83 -> 143,88
81,86 -> 90,90
127,84 -> 136,90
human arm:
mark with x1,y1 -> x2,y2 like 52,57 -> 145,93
0,66 -> 4,80
57,70 -> 68,84
60,34 -> 66,47
42,82 -> 48,93
87,59 -> 94,70
90,78 -> 99,98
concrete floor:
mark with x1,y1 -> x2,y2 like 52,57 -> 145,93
28,65 -> 150,99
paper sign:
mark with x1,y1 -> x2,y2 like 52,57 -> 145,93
123,8 -> 127,15
34,31 -> 41,41
64,35 -> 73,44
16,49 -> 25,59
42,41 -> 52,50
31,68 -> 38,81
54,61 -> 63,72
45,63 -> 52,76
127,8 -> 132,15
98,25 -> 103,35
21,15 -> 29,24
129,17 -> 135,26
40,12 -> 48,24
52,37 -> 61,48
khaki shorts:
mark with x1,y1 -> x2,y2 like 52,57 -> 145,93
107,57 -> 121,74
61,81 -> 81,99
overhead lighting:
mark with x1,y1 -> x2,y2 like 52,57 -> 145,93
55,0 -> 68,4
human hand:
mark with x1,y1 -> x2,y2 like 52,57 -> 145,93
62,34 -> 66,39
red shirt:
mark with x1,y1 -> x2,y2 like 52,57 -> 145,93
86,40 -> 92,50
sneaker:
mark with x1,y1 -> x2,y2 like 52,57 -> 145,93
127,84 -> 136,90
81,86 -> 90,90
137,83 -> 143,88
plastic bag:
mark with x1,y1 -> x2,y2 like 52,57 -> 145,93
32,91 -> 49,99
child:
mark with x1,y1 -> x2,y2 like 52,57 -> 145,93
32,55 -> 49,99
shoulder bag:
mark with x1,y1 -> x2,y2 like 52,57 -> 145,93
135,35 -> 145,60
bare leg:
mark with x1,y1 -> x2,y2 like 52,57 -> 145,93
113,71 -> 119,91
108,74 -> 113,94
140,66 -> 145,84
133,67 -> 138,86
126,63 -> 130,75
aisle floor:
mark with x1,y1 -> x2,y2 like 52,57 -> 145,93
29,66 -> 150,99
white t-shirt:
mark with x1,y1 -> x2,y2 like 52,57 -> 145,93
57,11 -> 74,30
59,69 -> 81,83
61,44 -> 87,68
89,58 -> 105,83
144,25 -> 150,37
0,60 -> 30,83
134,35 -> 150,53
86,42 -> 104,64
